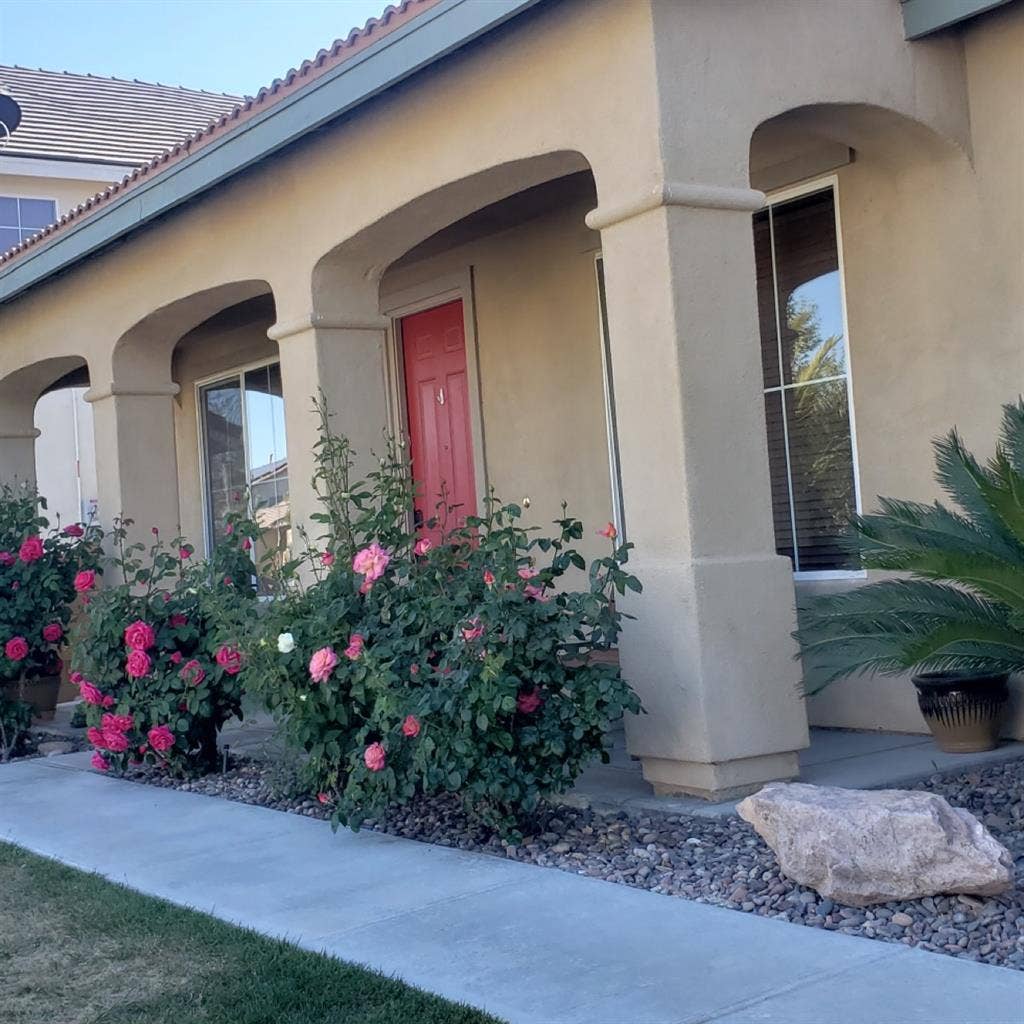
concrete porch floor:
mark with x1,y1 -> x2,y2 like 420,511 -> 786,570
37,703 -> 1024,819
566,725 -> 1024,817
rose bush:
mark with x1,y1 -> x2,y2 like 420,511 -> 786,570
0,483 -> 101,752
223,398 -> 642,835
71,514 -> 261,775
0,483 -> 102,685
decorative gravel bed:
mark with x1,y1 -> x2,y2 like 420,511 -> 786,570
6,730 -> 91,763
137,755 -> 1024,971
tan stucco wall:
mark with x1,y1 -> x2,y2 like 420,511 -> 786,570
381,186 -> 613,564
799,3 -> 1024,736
171,297 -> 278,551
0,0 -> 1013,787
0,172 -> 109,219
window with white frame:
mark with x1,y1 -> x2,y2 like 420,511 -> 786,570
0,196 -> 57,250
198,361 -> 289,562
752,184 -> 860,574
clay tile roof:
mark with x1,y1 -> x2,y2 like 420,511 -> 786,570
0,65 -> 242,166
0,0 -> 437,268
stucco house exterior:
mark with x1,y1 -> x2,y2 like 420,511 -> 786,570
0,65 -> 241,525
0,0 -> 1021,800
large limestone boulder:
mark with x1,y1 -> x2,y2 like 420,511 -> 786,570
737,782 -> 1014,907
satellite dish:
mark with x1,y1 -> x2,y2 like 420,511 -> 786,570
0,88 -> 22,146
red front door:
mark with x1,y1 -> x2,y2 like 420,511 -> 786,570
401,299 -> 477,544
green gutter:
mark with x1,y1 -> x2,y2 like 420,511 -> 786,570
901,0 -> 1013,39
0,0 -> 542,304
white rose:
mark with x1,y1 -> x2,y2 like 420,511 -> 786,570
277,632 -> 295,654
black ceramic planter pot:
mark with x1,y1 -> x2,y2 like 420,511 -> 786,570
911,671 -> 1010,753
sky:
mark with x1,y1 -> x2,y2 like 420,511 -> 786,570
0,0 -> 391,96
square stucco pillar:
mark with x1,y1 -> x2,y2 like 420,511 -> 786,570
85,384 -> 182,540
587,184 -> 809,800
0,429 -> 38,487
270,317 -> 391,547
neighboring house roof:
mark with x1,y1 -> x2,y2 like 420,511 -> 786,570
0,65 -> 242,166
0,0 -> 540,296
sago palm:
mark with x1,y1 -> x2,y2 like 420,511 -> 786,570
796,399 -> 1024,693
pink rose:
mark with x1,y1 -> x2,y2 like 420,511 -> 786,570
517,689 -> 543,714
359,579 -> 373,596
598,522 -> 618,540
124,619 -> 156,651
524,584 -> 548,602
414,538 -> 432,556
169,651 -> 183,665
79,681 -> 104,705
69,670 -> 83,685
102,713 -> 134,733
483,569 -> 495,587
401,715 -> 420,738
215,645 -> 243,675
308,646 -> 339,683
344,633 -> 364,660
242,537 -> 252,552
147,724 -> 175,752
102,695 -> 115,708
18,535 -> 43,563
73,569 -> 96,592
517,566 -> 538,580
63,524 -> 84,537
224,522 -> 234,536
0,550 -> 13,566
151,526 -> 160,536
169,614 -> 188,628
321,551 -> 334,567
90,752 -> 110,772
363,742 -> 386,772
179,659 -> 205,686
125,649 -> 152,679
179,547 -> 192,560
317,792 -> 331,805
4,636 -> 29,661
42,622 -> 63,644
87,727 -> 104,747
101,729 -> 129,753
461,618 -> 485,642
352,542 -> 390,583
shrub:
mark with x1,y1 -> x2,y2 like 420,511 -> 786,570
227,399 -> 642,835
71,515 -> 260,775
797,399 -> 1024,689
0,694 -> 32,762
0,483 -> 102,685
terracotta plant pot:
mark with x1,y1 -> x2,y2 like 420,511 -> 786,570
2,675 -> 62,723
912,671 -> 1009,753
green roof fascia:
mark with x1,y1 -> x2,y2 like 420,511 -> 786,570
901,0 -> 1013,39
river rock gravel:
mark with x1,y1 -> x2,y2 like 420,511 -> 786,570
134,755 -> 1024,971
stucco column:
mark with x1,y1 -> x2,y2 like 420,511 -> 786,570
0,428 -> 39,487
84,383 -> 182,540
586,183 -> 809,799
269,314 -> 390,548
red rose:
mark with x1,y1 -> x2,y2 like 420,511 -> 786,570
42,622 -> 63,644
63,524 -> 84,538
516,689 -> 543,714
215,645 -> 243,675
123,620 -> 156,651
179,659 -> 205,686
18,536 -> 43,563
4,636 -> 29,661
73,570 -> 96,592
147,725 -> 175,752
125,649 -> 152,679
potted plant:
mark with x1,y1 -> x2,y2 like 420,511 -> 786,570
0,484 -> 101,721
795,399 -> 1024,753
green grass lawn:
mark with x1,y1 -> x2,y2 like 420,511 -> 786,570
0,842 -> 504,1024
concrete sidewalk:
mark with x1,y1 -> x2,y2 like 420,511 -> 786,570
2,756 -> 1022,1024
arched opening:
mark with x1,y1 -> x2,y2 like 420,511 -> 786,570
750,103 -> 989,737
310,153 -> 620,564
